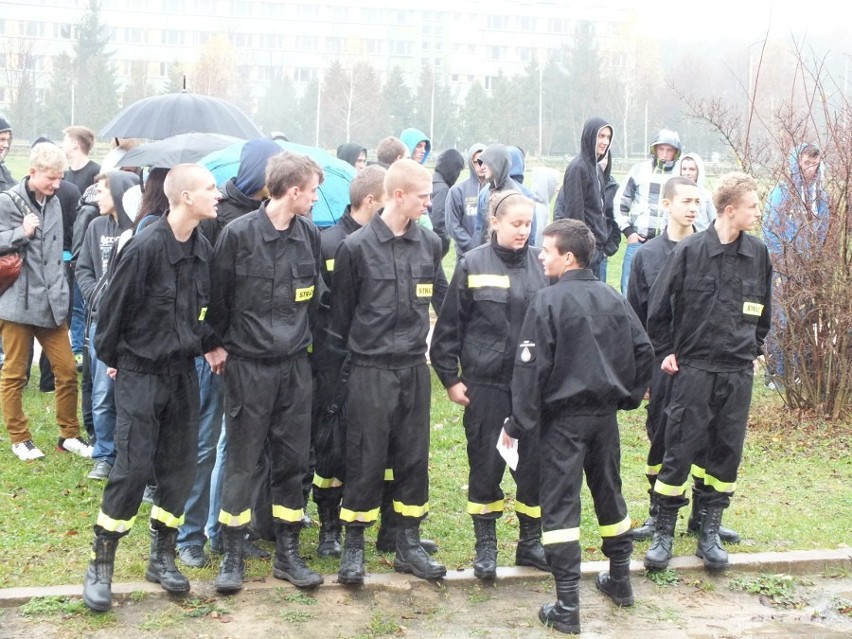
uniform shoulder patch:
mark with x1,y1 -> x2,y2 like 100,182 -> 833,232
518,340 -> 535,363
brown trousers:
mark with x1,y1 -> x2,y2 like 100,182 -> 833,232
0,320 -> 79,445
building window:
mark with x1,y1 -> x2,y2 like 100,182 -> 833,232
487,15 -> 508,30
327,37 -> 343,53
296,36 -> 318,51
391,41 -> 411,56
517,16 -> 534,31
295,67 -> 314,82
489,46 -> 506,60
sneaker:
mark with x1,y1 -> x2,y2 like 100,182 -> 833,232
87,459 -> 113,480
57,436 -> 93,458
74,353 -> 84,372
12,440 -> 45,461
178,544 -> 211,568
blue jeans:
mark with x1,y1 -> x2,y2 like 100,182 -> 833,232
89,322 -> 116,464
70,278 -> 86,354
620,240 -> 641,296
177,356 -> 224,549
206,417 -> 228,547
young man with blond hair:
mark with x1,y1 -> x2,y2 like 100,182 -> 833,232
332,159 -> 446,584
0,142 -> 90,461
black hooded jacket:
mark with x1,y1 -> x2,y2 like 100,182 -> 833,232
554,116 -> 613,255
198,177 -> 260,247
336,143 -> 366,168
430,149 -> 465,255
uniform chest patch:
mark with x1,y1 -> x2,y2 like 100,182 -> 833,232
416,283 -> 433,298
295,285 -> 315,302
743,302 -> 764,316
518,340 -> 535,362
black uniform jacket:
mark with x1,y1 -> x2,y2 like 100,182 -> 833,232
320,206 -> 361,289
430,235 -> 547,390
646,224 -> 772,372
94,216 -> 220,372
208,206 -> 322,360
506,269 -> 654,438
626,229 -> 677,328
330,211 -> 442,361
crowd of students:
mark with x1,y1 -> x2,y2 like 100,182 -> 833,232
0,119 -> 780,635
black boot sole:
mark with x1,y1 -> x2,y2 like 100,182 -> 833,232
538,605 -> 580,634
595,574 -> 634,606
214,581 -> 244,595
317,546 -> 342,558
337,572 -> 365,585
695,549 -> 729,570
643,555 -> 671,570
393,558 -> 446,580
145,571 -> 190,594
82,592 -> 112,613
272,567 -> 324,588
473,566 -> 497,580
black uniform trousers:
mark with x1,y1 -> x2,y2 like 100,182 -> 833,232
97,366 -> 199,535
340,360 -> 430,527
644,363 -> 674,487
310,358 -> 345,505
539,412 -> 632,584
219,356 -> 312,528
464,383 -> 540,520
655,364 -> 753,509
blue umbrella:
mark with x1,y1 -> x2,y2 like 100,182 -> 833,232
201,140 -> 355,228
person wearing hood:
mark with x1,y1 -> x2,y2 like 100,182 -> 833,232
554,117 -> 614,280
400,128 -> 431,164
446,143 -> 487,259
76,170 -> 140,481
761,143 -> 829,385
179,137 -> 282,571
678,153 -> 716,231
615,128 -> 682,294
475,144 -> 526,246
0,117 -> 15,192
429,149 -> 464,311
336,143 -> 367,171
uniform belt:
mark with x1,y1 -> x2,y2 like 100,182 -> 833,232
350,353 -> 424,369
117,353 -> 195,375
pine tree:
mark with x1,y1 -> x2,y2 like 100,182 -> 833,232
72,0 -> 120,131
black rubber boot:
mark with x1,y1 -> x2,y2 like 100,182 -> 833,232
272,523 -> 323,588
82,534 -> 119,612
687,489 -> 741,544
595,556 -> 634,606
538,580 -> 580,634
338,526 -> 366,585
515,515 -> 549,572
644,503 -> 679,570
214,526 -> 245,594
316,500 -> 342,558
472,517 -> 497,580
631,490 -> 657,541
695,505 -> 729,570
394,523 -> 447,580
375,485 -> 438,554
145,523 -> 189,594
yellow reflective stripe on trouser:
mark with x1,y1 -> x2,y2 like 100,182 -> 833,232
313,472 -> 343,489
219,508 -> 252,527
691,464 -> 706,479
542,528 -> 580,545
515,501 -> 541,519
468,274 -> 511,288
467,499 -> 504,516
340,507 -> 380,524
384,468 -> 394,481
393,500 -> 429,517
599,515 -> 632,538
704,474 -> 737,494
151,505 -> 184,528
645,463 -> 662,476
96,510 -> 136,534
272,505 -> 304,523
654,478 -> 689,497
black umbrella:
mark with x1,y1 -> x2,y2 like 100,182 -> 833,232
118,132 -> 243,168
100,91 -> 263,140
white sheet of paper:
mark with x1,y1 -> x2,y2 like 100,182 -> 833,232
496,430 -> 519,471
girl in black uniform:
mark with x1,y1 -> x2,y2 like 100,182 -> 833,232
430,190 -> 549,579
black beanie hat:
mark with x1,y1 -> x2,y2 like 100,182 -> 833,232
0,117 -> 11,134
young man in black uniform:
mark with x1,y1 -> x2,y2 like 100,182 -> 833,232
644,172 -> 771,572
210,152 -> 325,593
628,177 -> 742,544
332,159 -> 446,584
502,219 -> 653,634
82,164 -> 227,612
311,164 -> 385,558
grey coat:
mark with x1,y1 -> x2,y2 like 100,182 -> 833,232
0,179 -> 70,328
